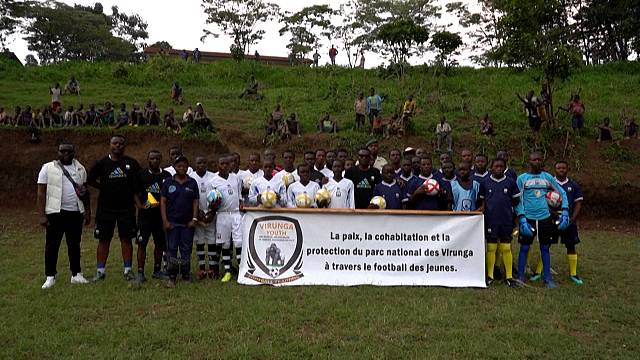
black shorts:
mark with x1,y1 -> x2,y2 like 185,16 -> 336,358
556,223 -> 580,246
137,214 -> 166,248
95,209 -> 137,241
485,224 -> 513,243
518,217 -> 557,245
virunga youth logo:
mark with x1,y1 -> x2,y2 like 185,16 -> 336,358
245,216 -> 304,285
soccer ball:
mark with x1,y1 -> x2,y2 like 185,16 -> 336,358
370,196 -> 387,209
260,190 -> 278,208
295,193 -> 313,208
422,179 -> 440,196
269,267 -> 280,278
315,188 -> 331,205
282,172 -> 296,188
545,190 -> 562,208
242,176 -> 253,190
206,189 -> 223,208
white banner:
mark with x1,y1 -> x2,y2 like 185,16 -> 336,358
238,209 -> 486,288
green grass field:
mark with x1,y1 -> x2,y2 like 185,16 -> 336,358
1,213 -> 638,359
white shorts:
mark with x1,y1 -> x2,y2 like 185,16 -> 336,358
194,221 -> 216,245
216,212 -> 242,248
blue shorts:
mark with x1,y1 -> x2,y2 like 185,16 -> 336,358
572,115 -> 584,129
485,224 -> 513,242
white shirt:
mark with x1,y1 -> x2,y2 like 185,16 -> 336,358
286,181 -> 320,208
50,87 -> 61,103
37,163 -> 79,211
324,178 -> 355,209
210,173 -> 242,212
237,169 -> 264,184
190,170 -> 216,211
356,156 -> 387,172
273,169 -> 300,186
249,176 -> 287,207
164,166 -> 194,176
315,165 -> 334,178
436,122 -> 452,133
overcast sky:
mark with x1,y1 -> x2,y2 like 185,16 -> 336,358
8,0 -> 478,67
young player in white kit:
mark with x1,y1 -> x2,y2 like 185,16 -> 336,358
190,156 -> 218,280
287,164 -> 320,208
210,155 -> 243,282
249,160 -> 287,207
322,160 -> 355,208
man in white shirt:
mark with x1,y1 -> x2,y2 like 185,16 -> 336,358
436,116 -> 453,153
190,156 -> 218,280
323,160 -> 355,209
274,150 -> 300,186
287,164 -> 320,208
249,161 -> 287,207
164,145 -> 194,176
37,142 -> 91,289
237,153 -> 264,201
357,139 -> 388,171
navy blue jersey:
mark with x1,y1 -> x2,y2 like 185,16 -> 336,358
373,181 -> 404,209
555,177 -> 583,215
406,175 -> 447,210
504,167 -> 518,182
473,171 -> 489,184
479,176 -> 520,225
161,176 -> 199,225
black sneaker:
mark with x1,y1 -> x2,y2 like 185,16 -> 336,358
134,271 -> 146,284
124,271 -> 136,281
486,276 -> 494,286
92,271 -> 106,282
181,273 -> 193,283
506,278 -> 523,288
152,270 -> 170,280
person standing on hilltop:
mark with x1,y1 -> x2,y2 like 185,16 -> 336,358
359,49 -> 365,68
568,94 -> 586,136
366,87 -> 384,133
435,115 -> 453,153
329,45 -> 338,65
38,142 -> 91,289
313,49 -> 321,67
50,82 -> 62,114
193,48 -> 201,63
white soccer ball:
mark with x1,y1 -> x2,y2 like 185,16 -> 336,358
295,193 -> 313,208
242,176 -> 253,190
206,189 -> 223,208
260,190 -> 278,208
423,179 -> 440,196
315,188 -> 331,205
282,172 -> 296,188
370,196 -> 387,209
545,190 -> 562,208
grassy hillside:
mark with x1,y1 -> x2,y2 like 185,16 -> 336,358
1,58 -> 639,142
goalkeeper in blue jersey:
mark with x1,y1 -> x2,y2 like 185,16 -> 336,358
515,152 -> 569,288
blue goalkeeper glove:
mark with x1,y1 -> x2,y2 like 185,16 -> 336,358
519,216 -> 534,237
558,209 -> 570,230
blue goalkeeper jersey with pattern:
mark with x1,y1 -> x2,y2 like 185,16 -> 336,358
515,171 -> 568,220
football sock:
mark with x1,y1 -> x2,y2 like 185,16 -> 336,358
568,254 -> 578,277
123,260 -> 132,273
196,244 -> 206,270
536,258 -> 543,275
518,244 -> 530,279
500,243 -> 513,279
486,243 -> 498,279
235,246 -> 242,267
222,247 -> 231,272
207,244 -> 218,268
527,249 -> 535,271
540,244 -> 552,282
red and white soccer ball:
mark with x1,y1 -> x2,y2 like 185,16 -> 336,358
422,179 -> 440,196
545,190 -> 562,208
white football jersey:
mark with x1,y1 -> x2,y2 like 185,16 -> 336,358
324,178 -> 355,209
210,173 -> 242,212
249,176 -> 286,207
286,181 -> 320,208
164,165 -> 194,176
190,170 -> 216,211
314,165 -> 334,179
273,169 -> 300,185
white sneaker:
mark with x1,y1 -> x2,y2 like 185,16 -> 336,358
42,276 -> 56,289
70,273 -> 89,284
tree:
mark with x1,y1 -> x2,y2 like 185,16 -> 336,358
376,19 -> 430,66
24,54 -> 38,66
0,0 -> 31,50
278,5 -> 335,62
110,5 -> 149,52
334,0 -> 370,68
148,40 -> 172,49
431,31 -> 463,68
22,2 -> 140,63
201,0 -> 280,55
